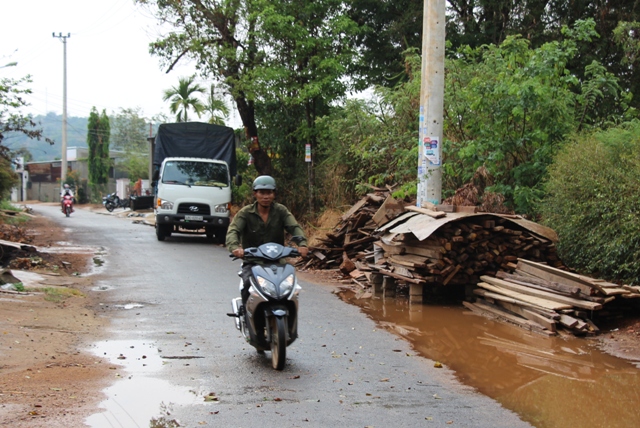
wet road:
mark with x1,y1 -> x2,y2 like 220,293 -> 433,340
345,293 -> 640,428
31,204 -> 531,427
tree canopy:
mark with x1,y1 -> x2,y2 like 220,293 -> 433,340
110,107 -> 151,182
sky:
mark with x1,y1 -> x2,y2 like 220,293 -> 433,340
1,0 -> 241,126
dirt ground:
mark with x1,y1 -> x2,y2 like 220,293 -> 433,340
0,206 -> 112,427
0,204 -> 639,427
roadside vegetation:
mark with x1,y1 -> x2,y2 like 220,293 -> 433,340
542,121 -> 640,285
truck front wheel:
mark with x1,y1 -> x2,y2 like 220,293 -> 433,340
205,227 -> 215,241
215,226 -> 228,244
156,224 -> 172,241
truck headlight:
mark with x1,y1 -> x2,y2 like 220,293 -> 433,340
159,199 -> 174,210
213,203 -> 229,213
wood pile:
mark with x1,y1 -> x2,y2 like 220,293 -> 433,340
304,192 -> 561,288
302,191 -> 399,276
465,259 -> 640,336
304,193 -> 639,337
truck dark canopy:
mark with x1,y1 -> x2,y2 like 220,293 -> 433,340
154,122 -> 237,177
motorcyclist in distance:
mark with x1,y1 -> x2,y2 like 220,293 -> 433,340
226,175 -> 309,305
60,184 -> 75,211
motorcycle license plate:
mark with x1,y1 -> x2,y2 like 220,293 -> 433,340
184,215 -> 203,221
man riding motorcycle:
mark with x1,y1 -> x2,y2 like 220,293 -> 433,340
60,184 -> 75,212
225,175 -> 309,305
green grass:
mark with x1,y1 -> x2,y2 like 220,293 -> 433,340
34,287 -> 85,303
0,199 -> 30,225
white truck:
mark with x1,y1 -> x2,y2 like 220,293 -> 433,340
153,122 -> 239,243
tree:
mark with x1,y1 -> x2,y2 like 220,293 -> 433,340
0,74 -> 52,197
139,0 -> 271,174
110,107 -> 151,182
162,75 -> 206,122
440,20 -> 637,215
345,0 -> 424,88
247,0 -> 360,214
203,84 -> 229,126
139,0 -> 359,182
87,107 -> 111,200
613,21 -> 640,66
111,107 -> 149,152
10,147 -> 33,163
445,1 -> 640,110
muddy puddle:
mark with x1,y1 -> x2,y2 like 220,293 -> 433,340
86,340 -> 204,427
341,291 -> 640,428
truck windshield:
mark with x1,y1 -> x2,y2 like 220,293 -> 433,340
161,161 -> 229,188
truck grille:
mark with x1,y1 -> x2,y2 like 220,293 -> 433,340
177,203 -> 211,216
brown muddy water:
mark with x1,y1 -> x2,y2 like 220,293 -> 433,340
341,290 -> 640,428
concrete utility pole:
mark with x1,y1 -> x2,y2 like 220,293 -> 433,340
53,32 -> 70,188
416,0 -> 445,207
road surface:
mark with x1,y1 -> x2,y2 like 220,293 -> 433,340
32,204 -> 532,428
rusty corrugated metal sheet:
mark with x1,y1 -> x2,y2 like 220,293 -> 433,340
387,212 -> 558,242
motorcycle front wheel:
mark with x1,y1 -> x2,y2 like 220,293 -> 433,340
105,202 -> 115,212
65,206 -> 71,217
270,316 -> 287,370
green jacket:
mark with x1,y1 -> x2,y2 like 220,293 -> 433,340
226,201 -> 308,252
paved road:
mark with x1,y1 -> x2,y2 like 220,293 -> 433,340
33,204 -> 532,428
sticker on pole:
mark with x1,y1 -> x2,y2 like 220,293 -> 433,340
423,136 -> 440,165
305,144 -> 311,162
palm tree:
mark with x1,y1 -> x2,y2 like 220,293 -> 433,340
204,84 -> 230,126
162,76 -> 206,122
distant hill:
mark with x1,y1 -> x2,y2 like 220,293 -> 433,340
3,112 -> 88,162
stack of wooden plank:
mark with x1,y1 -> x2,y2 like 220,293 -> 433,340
464,259 -> 640,336
370,214 -> 561,286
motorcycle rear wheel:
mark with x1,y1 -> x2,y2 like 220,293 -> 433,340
270,316 -> 287,370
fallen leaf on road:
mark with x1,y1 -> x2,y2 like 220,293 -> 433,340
204,392 -> 219,402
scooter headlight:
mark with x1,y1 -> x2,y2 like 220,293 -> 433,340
256,276 -> 277,297
279,274 -> 295,296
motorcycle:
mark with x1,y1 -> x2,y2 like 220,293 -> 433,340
228,238 -> 304,370
61,194 -> 74,217
102,192 -> 130,212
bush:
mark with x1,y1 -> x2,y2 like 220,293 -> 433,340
541,121 -> 640,284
